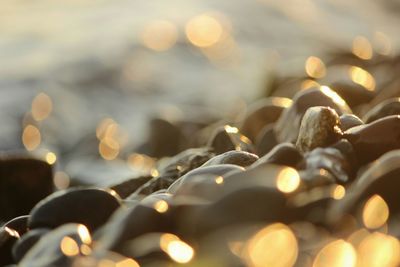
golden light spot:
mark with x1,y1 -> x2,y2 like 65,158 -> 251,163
151,168 -> 159,177
127,153 -> 154,172
141,20 -> 178,51
54,171 -> 70,190
186,14 -> 223,47
96,118 -> 118,140
160,234 -> 194,264
358,232 -> 400,267
45,152 -> 57,165
215,176 -> 224,185
77,224 -> 91,244
332,185 -> 346,200
116,258 -> 140,267
349,66 -> 376,91
80,244 -> 92,256
224,125 -> 239,134
271,97 -> 292,108
305,56 -> 326,78
347,228 -> 370,247
244,223 -> 298,267
320,85 -> 347,106
276,167 -> 300,193
154,200 -> 169,213
60,236 -> 79,257
301,79 -> 320,90
31,93 -> 53,121
373,31 -> 392,56
99,138 -> 120,160
22,125 -> 41,151
352,36 -> 373,60
362,195 -> 389,229
313,239 -> 357,267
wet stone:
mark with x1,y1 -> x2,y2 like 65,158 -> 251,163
201,150 -> 259,167
252,142 -> 304,169
343,115 -> 400,165
28,188 -> 122,232
328,150 -> 400,230
2,215 -> 29,237
240,97 -> 291,142
339,114 -> 364,131
12,228 -> 50,263
0,156 -> 53,222
274,87 -> 351,144
363,97 -> 400,123
255,124 -> 279,156
296,106 -> 342,153
19,224 -> 92,267
168,164 -> 245,194
0,226 -> 20,266
207,125 -> 254,155
110,175 -> 152,199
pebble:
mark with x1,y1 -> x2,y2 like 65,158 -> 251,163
343,115 -> 400,165
339,114 -> 364,131
240,97 -> 291,141
296,106 -> 342,153
254,124 -> 278,156
28,188 -> 121,232
12,228 -> 50,263
0,226 -> 20,265
2,215 -> 29,237
252,142 -> 303,169
363,97 -> 400,123
207,125 -> 254,154
0,156 -> 53,222
274,87 -> 351,144
201,150 -> 259,167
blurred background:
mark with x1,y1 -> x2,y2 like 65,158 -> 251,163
1,0 -> 399,187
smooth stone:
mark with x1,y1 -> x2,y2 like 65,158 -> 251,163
339,114 -> 364,131
193,187 -> 291,236
201,150 -> 259,167
110,175 -> 152,198
19,224 -> 91,267
255,124 -> 279,156
0,226 -> 20,265
2,215 -> 29,237
328,150 -> 400,231
147,118 -> 186,158
167,164 -> 245,194
240,97 -> 291,141
12,228 -> 50,263
343,115 -> 400,165
252,143 -> 304,169
207,125 -> 254,155
305,146 -> 353,184
28,188 -> 121,232
94,204 -> 173,254
274,87 -> 351,144
363,98 -> 400,123
296,106 -> 342,153
0,156 -> 53,221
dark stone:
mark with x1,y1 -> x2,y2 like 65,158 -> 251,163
0,156 -> 53,222
110,175 -> 152,198
12,228 -> 50,263
363,98 -> 400,123
28,188 -> 121,232
2,215 -> 29,237
255,124 -> 278,156
207,125 -> 254,155
339,114 -> 364,131
240,97 -> 290,141
252,143 -> 304,169
344,115 -> 400,165
274,87 -> 351,143
0,226 -> 20,265
202,150 -> 259,167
